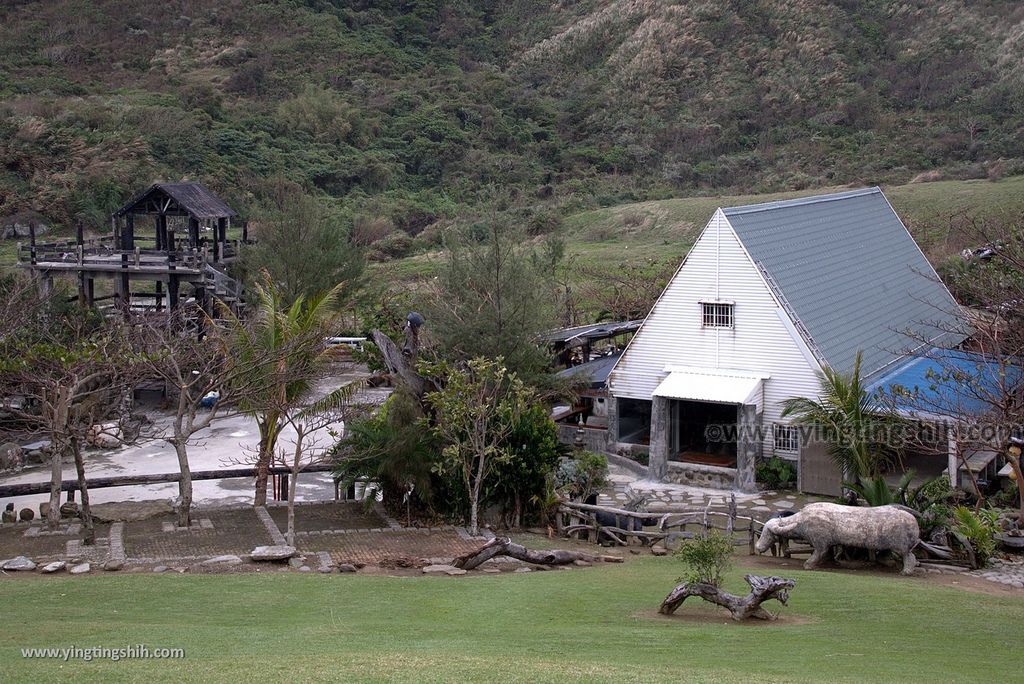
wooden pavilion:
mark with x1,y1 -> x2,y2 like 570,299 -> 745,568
19,182 -> 250,315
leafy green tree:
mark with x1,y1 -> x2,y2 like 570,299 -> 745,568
781,351 -> 897,482
243,179 -> 364,308
422,222 -> 560,383
233,275 -> 347,506
422,357 -> 535,535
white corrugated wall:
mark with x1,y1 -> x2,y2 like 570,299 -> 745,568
607,209 -> 824,456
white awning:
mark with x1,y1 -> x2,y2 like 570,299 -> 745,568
652,367 -> 767,410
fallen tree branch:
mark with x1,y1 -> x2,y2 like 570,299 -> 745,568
659,574 -> 796,621
452,536 -> 623,570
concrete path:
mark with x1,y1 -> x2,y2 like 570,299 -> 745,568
0,371 -> 391,513
600,462 -> 819,521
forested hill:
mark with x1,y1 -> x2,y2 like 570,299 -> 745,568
1,0 -> 1022,235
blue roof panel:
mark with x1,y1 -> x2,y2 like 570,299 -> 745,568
866,349 -> 1024,420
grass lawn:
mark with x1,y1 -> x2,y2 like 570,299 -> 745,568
1,557 -> 1019,683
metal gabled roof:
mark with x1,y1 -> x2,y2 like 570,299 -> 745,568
722,187 -> 966,378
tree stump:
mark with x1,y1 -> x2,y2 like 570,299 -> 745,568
453,536 -> 622,570
659,574 -> 796,621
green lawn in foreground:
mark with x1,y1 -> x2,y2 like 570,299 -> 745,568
0,557 -> 1019,683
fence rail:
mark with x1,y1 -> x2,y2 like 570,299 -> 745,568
558,496 -> 762,553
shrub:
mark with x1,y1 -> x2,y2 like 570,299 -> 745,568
953,506 -> 999,566
673,530 -> 734,587
755,456 -> 796,489
555,451 -> 608,502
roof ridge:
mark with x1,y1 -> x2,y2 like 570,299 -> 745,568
721,186 -> 880,217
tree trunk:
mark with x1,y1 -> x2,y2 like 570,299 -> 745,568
253,418 -> 276,506
453,536 -> 622,570
659,575 -> 796,621
47,443 -> 63,529
173,439 -> 193,528
70,437 -> 95,545
286,429 -> 303,546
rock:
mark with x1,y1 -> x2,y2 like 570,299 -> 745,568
650,546 -> 668,557
86,422 -> 122,449
422,564 -> 461,574
250,545 -> 297,561
2,556 -> 37,571
514,567 -> 533,573
2,507 -> 16,523
59,501 -> 80,518
0,442 -> 23,471
288,556 -> 305,569
103,559 -> 124,571
91,500 -> 172,522
774,500 -> 795,509
445,567 -> 467,576
482,568 -> 501,573
39,502 -> 51,519
298,565 -> 312,572
152,565 -> 169,573
318,566 -> 334,574
202,555 -> 242,566
336,564 -> 357,573
41,561 -> 66,573
69,562 -> 91,575
19,508 -> 34,521
573,559 -> 593,566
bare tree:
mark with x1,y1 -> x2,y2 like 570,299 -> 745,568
131,306 -> 282,527
0,296 -> 134,542
272,379 -> 364,544
882,216 -> 1024,516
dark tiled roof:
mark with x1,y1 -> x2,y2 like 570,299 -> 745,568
114,182 -> 238,220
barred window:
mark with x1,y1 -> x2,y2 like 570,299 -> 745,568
774,424 -> 800,453
701,302 -> 734,328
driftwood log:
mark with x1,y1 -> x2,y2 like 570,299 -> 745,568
453,536 -> 623,570
659,574 -> 796,621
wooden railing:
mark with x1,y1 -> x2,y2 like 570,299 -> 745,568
18,238 -> 249,269
558,496 -> 760,553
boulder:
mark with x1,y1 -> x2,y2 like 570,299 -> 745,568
152,565 -> 169,573
249,545 -> 297,562
422,564 -> 461,574
41,561 -> 66,573
202,555 -> 242,566
0,442 -> 22,471
336,563 -> 358,573
19,508 -> 34,521
2,556 -> 37,571
103,558 -> 124,571
69,562 -> 91,575
85,423 -> 122,449
90,500 -> 172,522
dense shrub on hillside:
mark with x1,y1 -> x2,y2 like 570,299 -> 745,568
0,0 -> 1022,242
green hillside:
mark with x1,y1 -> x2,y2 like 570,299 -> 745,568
0,0 -> 1022,242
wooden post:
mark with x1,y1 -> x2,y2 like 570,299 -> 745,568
124,213 -> 135,250
119,252 -> 130,313
85,278 -> 94,307
242,221 -> 249,243
155,281 -> 163,312
28,221 -> 36,265
167,241 -> 179,311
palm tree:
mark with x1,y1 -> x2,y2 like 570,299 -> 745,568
232,273 -> 346,506
781,351 -> 896,483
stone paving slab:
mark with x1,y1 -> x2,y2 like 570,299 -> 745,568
123,508 -> 274,561
312,528 -> 484,565
266,502 -> 386,534
0,522 -> 111,562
